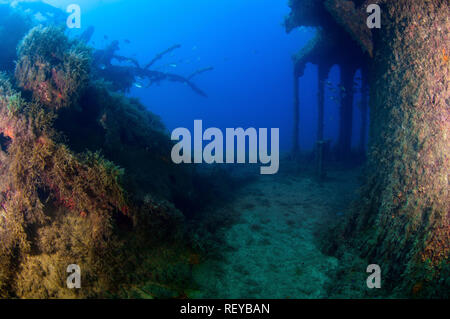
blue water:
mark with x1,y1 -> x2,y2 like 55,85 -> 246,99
48,0 -> 366,152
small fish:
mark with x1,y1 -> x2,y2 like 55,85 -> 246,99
133,82 -> 143,89
339,85 -> 346,92
124,39 -> 131,44
99,64 -> 106,70
169,64 -> 177,68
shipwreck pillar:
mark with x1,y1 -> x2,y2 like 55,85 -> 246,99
317,64 -> 329,142
345,0 -> 449,295
316,63 -> 330,181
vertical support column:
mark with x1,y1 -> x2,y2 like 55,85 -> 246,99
316,63 -> 329,181
317,64 -> 327,142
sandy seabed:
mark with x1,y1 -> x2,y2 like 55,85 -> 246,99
193,167 -> 361,298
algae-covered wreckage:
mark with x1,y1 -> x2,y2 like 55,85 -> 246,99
0,18 -> 222,298
286,0 -> 449,297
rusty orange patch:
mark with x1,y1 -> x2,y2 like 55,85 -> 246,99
443,48 -> 449,62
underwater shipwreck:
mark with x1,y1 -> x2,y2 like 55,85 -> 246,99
0,0 -> 448,299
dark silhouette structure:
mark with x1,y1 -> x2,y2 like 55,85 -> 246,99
286,0 -> 370,160
287,0 -> 449,297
